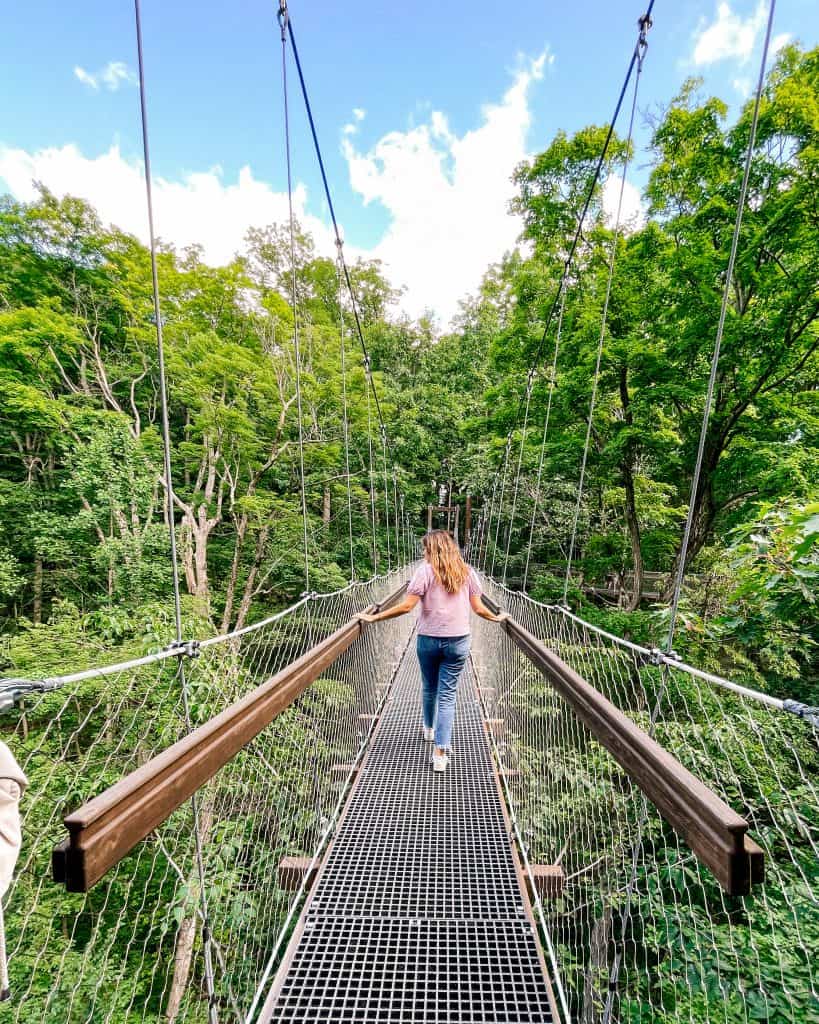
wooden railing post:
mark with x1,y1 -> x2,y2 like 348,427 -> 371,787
52,583 -> 408,892
479,597 -> 763,896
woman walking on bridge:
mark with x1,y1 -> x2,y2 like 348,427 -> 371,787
357,531 -> 505,773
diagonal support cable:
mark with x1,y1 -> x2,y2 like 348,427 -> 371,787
282,12 -> 409,545
278,2 -> 311,592
133,2 -> 218,1019
483,4 -> 656,579
562,14 -> 651,605
664,0 -> 777,655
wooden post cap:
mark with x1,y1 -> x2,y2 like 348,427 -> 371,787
278,856 -> 319,892
530,864 -> 565,899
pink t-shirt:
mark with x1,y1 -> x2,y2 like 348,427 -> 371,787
407,562 -> 482,637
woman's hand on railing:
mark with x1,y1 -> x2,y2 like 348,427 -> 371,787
355,611 -> 379,624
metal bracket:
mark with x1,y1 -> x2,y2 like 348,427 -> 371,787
165,640 -> 201,660
783,700 -> 819,729
634,647 -> 665,668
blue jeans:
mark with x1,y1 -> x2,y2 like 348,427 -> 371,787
417,634 -> 471,751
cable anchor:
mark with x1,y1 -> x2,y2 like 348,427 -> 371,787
637,647 -> 665,667
782,700 -> 819,729
165,639 -> 201,660
637,11 -> 652,65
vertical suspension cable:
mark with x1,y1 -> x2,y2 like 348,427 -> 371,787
502,369 -> 536,584
489,436 -> 513,578
392,471 -> 401,566
477,511 -> 487,566
398,493 -> 406,564
562,21 -> 648,605
523,285 -> 566,590
336,242 -> 355,580
283,15 -> 409,550
480,0 -> 657,581
279,2 -> 310,593
381,427 -> 392,571
480,471 -> 500,571
468,509 -> 482,565
603,10 -> 775,1018
133,3 -> 218,1020
664,0 -> 776,656
364,364 -> 378,573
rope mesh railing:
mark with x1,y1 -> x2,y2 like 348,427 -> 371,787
472,576 -> 818,1024
0,566 -> 414,1023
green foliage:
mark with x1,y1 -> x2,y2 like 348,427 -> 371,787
717,500 -> 819,700
1,44 -> 818,1023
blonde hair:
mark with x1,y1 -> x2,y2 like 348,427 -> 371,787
422,530 -> 470,595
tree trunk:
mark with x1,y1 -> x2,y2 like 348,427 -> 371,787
621,465 -> 643,612
234,525 -> 270,633
193,508 -> 211,606
661,475 -> 717,602
180,526 -> 196,598
220,514 -> 248,634
165,916 -> 198,1023
322,487 -> 331,526
179,506 -> 217,616
165,801 -> 214,1023
581,907 -> 613,1024
32,556 -> 43,625
618,366 -> 643,612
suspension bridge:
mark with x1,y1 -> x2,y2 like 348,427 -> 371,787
1,0 -> 817,1022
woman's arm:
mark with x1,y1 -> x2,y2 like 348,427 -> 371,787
470,593 -> 507,623
356,593 -> 420,624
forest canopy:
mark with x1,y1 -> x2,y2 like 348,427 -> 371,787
0,45 -> 816,700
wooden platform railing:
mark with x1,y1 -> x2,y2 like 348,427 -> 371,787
53,582 -> 762,897
52,584 -> 408,893
481,597 -> 763,896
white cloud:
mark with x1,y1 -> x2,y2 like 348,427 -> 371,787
2,49 -> 555,326
771,31 -> 792,53
343,106 -> 368,137
74,61 -> 137,92
73,66 -> 99,90
341,52 -> 550,323
601,175 -> 644,231
732,75 -> 753,97
691,2 -> 767,65
0,143 -> 337,265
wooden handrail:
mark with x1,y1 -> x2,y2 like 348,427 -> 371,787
482,602 -> 763,895
52,584 -> 408,893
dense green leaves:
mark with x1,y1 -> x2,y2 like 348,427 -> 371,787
0,43 -> 817,1024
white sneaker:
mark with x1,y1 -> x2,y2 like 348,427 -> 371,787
422,726 -> 434,742
432,751 -> 449,773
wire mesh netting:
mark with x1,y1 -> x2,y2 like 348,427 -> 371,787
472,577 -> 819,1024
0,567 -> 414,1024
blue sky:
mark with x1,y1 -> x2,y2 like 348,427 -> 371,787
2,0 -> 817,323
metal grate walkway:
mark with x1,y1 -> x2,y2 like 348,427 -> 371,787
260,638 -> 556,1022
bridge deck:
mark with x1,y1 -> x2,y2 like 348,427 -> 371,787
260,638 -> 556,1023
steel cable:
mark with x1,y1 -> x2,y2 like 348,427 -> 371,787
133,3 -> 218,1017
563,17 -> 649,606
279,2 -> 311,593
